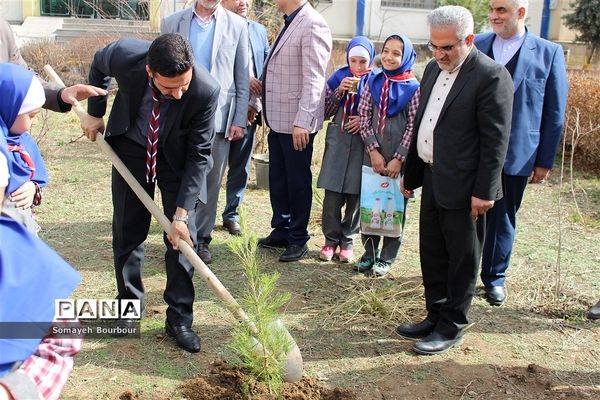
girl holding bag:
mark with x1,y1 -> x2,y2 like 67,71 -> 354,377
317,36 -> 376,263
356,34 -> 420,277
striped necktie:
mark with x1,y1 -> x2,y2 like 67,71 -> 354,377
146,82 -> 163,183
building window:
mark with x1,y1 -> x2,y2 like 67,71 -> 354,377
380,0 -> 438,9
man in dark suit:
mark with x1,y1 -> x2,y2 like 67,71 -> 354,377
221,0 -> 270,236
474,0 -> 568,306
81,33 -> 219,353
398,6 -> 513,355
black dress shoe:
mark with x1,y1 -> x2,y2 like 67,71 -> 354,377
412,331 -> 464,355
485,286 -> 507,306
279,244 -> 308,262
223,220 -> 242,236
258,236 -> 288,249
396,318 -> 436,339
165,321 -> 201,353
109,318 -> 139,338
587,300 -> 600,320
197,243 -> 212,264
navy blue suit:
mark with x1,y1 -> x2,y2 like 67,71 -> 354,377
223,20 -> 270,223
474,30 -> 568,288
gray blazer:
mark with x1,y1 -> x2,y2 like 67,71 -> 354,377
161,6 -> 249,134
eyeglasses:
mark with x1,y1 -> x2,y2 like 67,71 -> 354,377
427,39 -> 463,53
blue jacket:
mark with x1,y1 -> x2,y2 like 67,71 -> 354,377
475,30 -> 569,176
248,20 -> 270,79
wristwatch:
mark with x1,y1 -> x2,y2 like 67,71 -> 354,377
172,214 -> 189,224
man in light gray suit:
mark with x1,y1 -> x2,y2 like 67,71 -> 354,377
161,0 -> 249,263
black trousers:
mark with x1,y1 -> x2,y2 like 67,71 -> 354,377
267,131 -> 315,246
109,135 -> 197,327
419,167 -> 485,338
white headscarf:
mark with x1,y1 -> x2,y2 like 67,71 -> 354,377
18,76 -> 45,115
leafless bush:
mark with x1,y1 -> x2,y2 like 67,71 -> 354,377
563,71 -> 600,173
21,36 -> 121,86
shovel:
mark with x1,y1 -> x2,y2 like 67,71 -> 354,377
43,65 -> 303,383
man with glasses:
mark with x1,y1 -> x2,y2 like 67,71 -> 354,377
399,5 -> 513,355
474,0 -> 568,306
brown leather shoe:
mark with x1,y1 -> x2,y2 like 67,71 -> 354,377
223,220 -> 241,236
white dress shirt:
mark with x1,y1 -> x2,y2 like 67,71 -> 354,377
492,29 -> 526,66
416,66 -> 462,164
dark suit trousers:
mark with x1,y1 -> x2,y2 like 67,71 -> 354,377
223,120 -> 258,223
420,167 -> 485,338
109,135 -> 197,327
267,131 -> 314,246
481,174 -> 529,288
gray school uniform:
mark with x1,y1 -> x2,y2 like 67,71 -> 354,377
317,91 -> 364,248
317,97 -> 364,195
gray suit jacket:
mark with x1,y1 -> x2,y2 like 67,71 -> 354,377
161,6 -> 249,134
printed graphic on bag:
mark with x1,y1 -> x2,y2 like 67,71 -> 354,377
359,166 -> 404,237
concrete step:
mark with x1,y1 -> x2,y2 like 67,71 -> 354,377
62,18 -> 150,28
54,29 -> 156,44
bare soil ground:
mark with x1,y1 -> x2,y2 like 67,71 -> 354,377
34,109 -> 600,399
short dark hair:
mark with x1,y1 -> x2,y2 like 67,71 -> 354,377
147,33 -> 194,77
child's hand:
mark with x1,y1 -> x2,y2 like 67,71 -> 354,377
345,116 -> 360,134
369,150 -> 386,175
386,159 -> 402,179
10,181 -> 36,209
337,77 -> 355,94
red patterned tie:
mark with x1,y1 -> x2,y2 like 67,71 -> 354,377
376,71 -> 416,137
7,144 -> 36,179
146,83 -> 162,183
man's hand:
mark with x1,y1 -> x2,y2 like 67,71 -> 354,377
10,181 -> 36,209
292,126 -> 310,151
369,149 -> 386,174
61,84 -> 107,105
471,196 -> 495,221
168,220 -> 193,250
81,114 -> 105,141
401,177 -> 413,198
249,77 -> 262,97
344,115 -> 360,134
530,166 -> 550,184
228,125 -> 245,141
386,158 -> 402,179
247,106 -> 258,125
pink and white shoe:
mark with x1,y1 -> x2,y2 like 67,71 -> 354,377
339,247 -> 354,263
319,245 -> 336,261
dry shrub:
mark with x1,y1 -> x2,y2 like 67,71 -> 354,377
564,70 -> 600,173
20,34 -> 155,86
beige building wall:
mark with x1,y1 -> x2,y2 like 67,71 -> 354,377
549,0 -> 577,42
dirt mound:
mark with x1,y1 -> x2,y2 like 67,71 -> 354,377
179,360 -> 357,400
